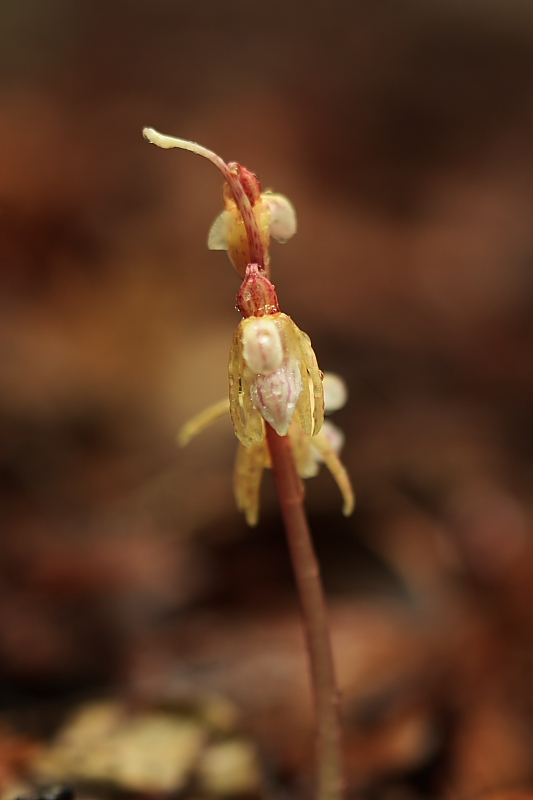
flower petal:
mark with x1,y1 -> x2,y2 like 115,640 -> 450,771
315,419 -> 345,455
241,366 -> 266,444
289,422 -> 321,479
323,373 -> 348,412
234,442 -> 268,526
178,399 -> 229,446
229,328 -> 250,446
294,326 -> 324,435
207,210 -> 232,250
262,192 -> 297,243
311,430 -> 355,516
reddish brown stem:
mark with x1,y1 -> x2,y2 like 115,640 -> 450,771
224,162 -> 267,274
266,423 -> 345,800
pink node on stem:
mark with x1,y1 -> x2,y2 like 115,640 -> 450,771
237,263 -> 280,318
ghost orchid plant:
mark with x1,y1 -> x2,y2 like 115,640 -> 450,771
143,126 -> 354,800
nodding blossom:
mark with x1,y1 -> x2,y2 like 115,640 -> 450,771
229,264 -> 324,444
179,373 -> 355,526
208,185 -> 297,277
143,127 -> 296,278
143,127 -> 354,524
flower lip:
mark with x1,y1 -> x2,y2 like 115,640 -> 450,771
251,361 -> 303,437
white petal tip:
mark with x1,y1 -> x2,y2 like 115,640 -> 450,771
207,210 -> 232,251
323,373 -> 348,412
143,127 -> 164,145
263,192 -> 297,243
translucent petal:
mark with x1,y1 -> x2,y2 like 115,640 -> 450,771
254,199 -> 271,245
323,373 -> 348,412
262,192 -> 297,243
234,442 -> 268,527
267,314 -> 313,438
311,431 -> 355,516
225,212 -> 250,276
289,422 -> 321,479
295,366 -> 314,437
178,399 -> 229,446
315,419 -> 345,456
207,210 -> 232,251
295,327 -> 324,435
241,366 -> 266,445
228,329 -> 250,446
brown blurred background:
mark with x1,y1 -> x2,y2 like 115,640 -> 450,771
2,0 -> 533,796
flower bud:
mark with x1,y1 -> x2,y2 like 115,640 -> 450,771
237,263 -> 280,317
242,317 -> 284,376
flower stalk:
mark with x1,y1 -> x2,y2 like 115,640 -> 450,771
266,424 -> 345,800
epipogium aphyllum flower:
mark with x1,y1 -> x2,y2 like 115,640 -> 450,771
143,127 -> 354,525
144,127 -> 353,800
182,264 -> 354,524
143,127 -> 296,278
180,369 -> 354,526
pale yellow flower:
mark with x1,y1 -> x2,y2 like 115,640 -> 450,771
143,127 -> 295,279
179,374 -> 355,527
208,187 -> 297,277
144,128 -> 354,525
229,311 -> 324,446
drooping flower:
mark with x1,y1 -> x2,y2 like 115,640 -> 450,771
143,128 -> 320,446
179,373 -> 354,527
144,128 -> 354,524
143,127 -> 296,278
229,314 -> 323,442
228,263 -> 324,444
208,186 -> 297,277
